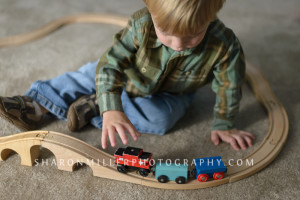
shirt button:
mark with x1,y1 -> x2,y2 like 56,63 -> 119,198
141,67 -> 147,73
185,71 -> 191,76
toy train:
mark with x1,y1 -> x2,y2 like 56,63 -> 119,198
114,146 -> 152,177
114,146 -> 227,184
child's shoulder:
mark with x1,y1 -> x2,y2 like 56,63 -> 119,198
208,19 -> 241,48
130,7 -> 152,25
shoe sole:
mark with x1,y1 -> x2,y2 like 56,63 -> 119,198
67,102 -> 79,132
0,98 -> 33,131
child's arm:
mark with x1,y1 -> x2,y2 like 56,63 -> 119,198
95,15 -> 140,149
211,33 -> 255,150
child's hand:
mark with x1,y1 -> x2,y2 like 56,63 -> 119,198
211,129 -> 255,151
101,110 -> 141,149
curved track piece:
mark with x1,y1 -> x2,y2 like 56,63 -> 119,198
0,14 -> 127,48
0,14 -> 289,189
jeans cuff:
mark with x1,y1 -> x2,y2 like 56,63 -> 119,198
25,83 -> 68,120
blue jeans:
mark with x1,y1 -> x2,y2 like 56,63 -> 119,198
25,61 -> 195,135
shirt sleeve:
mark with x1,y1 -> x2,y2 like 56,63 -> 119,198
211,36 -> 246,130
95,16 -> 139,116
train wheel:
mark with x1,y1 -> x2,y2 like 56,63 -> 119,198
158,175 -> 168,183
117,164 -> 126,173
197,174 -> 209,182
213,172 -> 224,180
139,169 -> 149,177
175,176 -> 186,184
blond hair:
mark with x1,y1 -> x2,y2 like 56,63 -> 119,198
143,0 -> 225,36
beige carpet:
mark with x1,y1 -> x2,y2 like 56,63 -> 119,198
0,0 -> 299,199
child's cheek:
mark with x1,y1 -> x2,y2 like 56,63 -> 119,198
160,37 -> 171,47
190,36 -> 204,47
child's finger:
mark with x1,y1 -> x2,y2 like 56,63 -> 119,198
115,125 -> 128,145
136,131 -> 141,137
219,133 -> 240,151
127,121 -> 141,137
124,123 -> 139,140
240,131 -> 255,139
233,134 -> 247,150
211,131 -> 220,145
101,128 -> 108,149
108,126 -> 117,147
243,135 -> 253,147
229,139 -> 240,151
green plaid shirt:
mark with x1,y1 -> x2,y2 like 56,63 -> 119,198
96,8 -> 245,130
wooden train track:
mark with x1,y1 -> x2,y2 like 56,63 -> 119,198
0,14 -> 289,189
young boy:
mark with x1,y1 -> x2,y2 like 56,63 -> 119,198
0,0 -> 255,151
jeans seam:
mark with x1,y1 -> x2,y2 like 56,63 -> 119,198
26,90 -> 68,120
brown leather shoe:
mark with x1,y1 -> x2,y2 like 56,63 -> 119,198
0,96 -> 42,131
67,94 -> 99,132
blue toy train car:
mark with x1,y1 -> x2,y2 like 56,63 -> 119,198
154,163 -> 189,184
193,156 -> 227,182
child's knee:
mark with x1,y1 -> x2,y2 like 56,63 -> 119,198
141,118 -> 175,135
